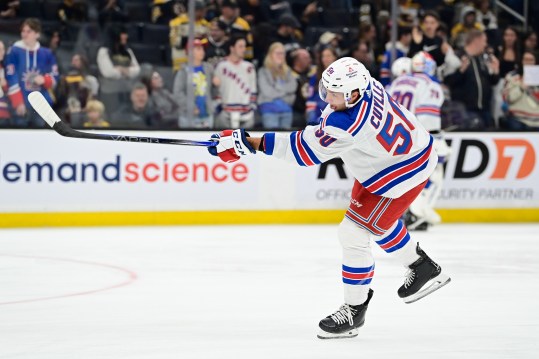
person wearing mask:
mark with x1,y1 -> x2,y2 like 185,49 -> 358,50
173,39 -> 214,129
257,42 -> 297,129
445,30 -> 500,129
5,18 -> 59,127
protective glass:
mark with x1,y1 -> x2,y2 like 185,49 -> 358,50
318,79 -> 328,102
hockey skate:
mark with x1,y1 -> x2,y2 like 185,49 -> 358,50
317,289 -> 374,339
402,210 -> 429,231
398,243 -> 450,304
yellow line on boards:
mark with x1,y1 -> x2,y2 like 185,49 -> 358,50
0,209 -> 537,228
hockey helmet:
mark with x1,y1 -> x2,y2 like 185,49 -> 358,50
411,51 -> 437,76
319,57 -> 371,108
391,56 -> 412,77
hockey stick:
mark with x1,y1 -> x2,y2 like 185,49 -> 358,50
28,91 -> 217,147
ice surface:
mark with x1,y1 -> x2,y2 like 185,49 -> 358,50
1,224 -> 538,359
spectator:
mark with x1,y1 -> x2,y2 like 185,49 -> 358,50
450,5 -> 484,50
445,30 -> 500,129
316,31 -> 345,57
219,0 -> 254,61
111,82 -> 161,128
5,18 -> 59,127
151,0 -> 178,25
56,54 -> 99,126
289,48 -> 315,127
0,40 -> 10,124
213,35 -> 256,128
98,0 -> 128,27
205,18 -> 228,67
380,26 -> 412,86
173,39 -> 214,128
306,46 -> 337,125
57,0 -> 88,27
237,0 -> 266,25
409,11 -> 449,67
169,0 -> 210,72
261,0 -> 292,26
145,70 -> 180,128
497,26 -> 521,79
257,42 -> 297,129
501,51 -> 539,130
358,22 -> 378,64
0,0 -> 18,19
350,40 -> 379,80
97,25 -> 140,116
474,0 -> 497,31
83,99 -> 110,128
523,30 -> 538,58
270,13 -> 302,58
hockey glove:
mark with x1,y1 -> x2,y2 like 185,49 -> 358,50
208,129 -> 256,163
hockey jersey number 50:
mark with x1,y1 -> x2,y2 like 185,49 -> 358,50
264,78 -> 437,199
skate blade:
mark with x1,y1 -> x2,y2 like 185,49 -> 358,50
403,273 -> 451,304
317,328 -> 358,339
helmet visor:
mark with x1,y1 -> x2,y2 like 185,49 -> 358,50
318,79 -> 328,103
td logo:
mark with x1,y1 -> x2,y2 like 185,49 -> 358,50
451,138 -> 536,179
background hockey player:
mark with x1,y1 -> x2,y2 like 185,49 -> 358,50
207,57 -> 451,339
387,51 -> 450,230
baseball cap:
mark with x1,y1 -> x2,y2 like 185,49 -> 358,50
185,37 -> 209,50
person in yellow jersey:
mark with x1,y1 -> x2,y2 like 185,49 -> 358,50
169,0 -> 210,72
218,0 -> 253,61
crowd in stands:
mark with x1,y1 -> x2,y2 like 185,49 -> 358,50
0,0 -> 538,131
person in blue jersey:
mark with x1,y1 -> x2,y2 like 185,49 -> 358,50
379,26 -> 412,87
5,18 -> 59,127
207,57 -> 451,339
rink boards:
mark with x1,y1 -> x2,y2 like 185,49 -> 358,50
0,130 -> 537,226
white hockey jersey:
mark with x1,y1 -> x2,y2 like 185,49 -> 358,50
214,59 -> 257,113
263,78 -> 437,199
386,73 -> 444,132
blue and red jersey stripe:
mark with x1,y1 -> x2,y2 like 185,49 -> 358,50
289,130 -> 321,166
361,136 -> 433,195
374,220 -> 410,253
342,264 -> 375,285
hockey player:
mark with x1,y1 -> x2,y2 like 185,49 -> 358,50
390,56 -> 412,79
208,57 -> 451,339
5,18 -> 59,125
387,52 -> 450,230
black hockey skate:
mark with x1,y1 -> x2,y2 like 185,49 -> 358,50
402,210 -> 429,231
398,243 -> 451,304
317,289 -> 374,339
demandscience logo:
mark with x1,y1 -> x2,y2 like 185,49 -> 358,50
0,155 -> 248,183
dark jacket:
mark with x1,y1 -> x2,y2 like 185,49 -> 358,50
445,51 -> 499,111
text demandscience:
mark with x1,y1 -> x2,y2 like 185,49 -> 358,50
0,155 -> 248,183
